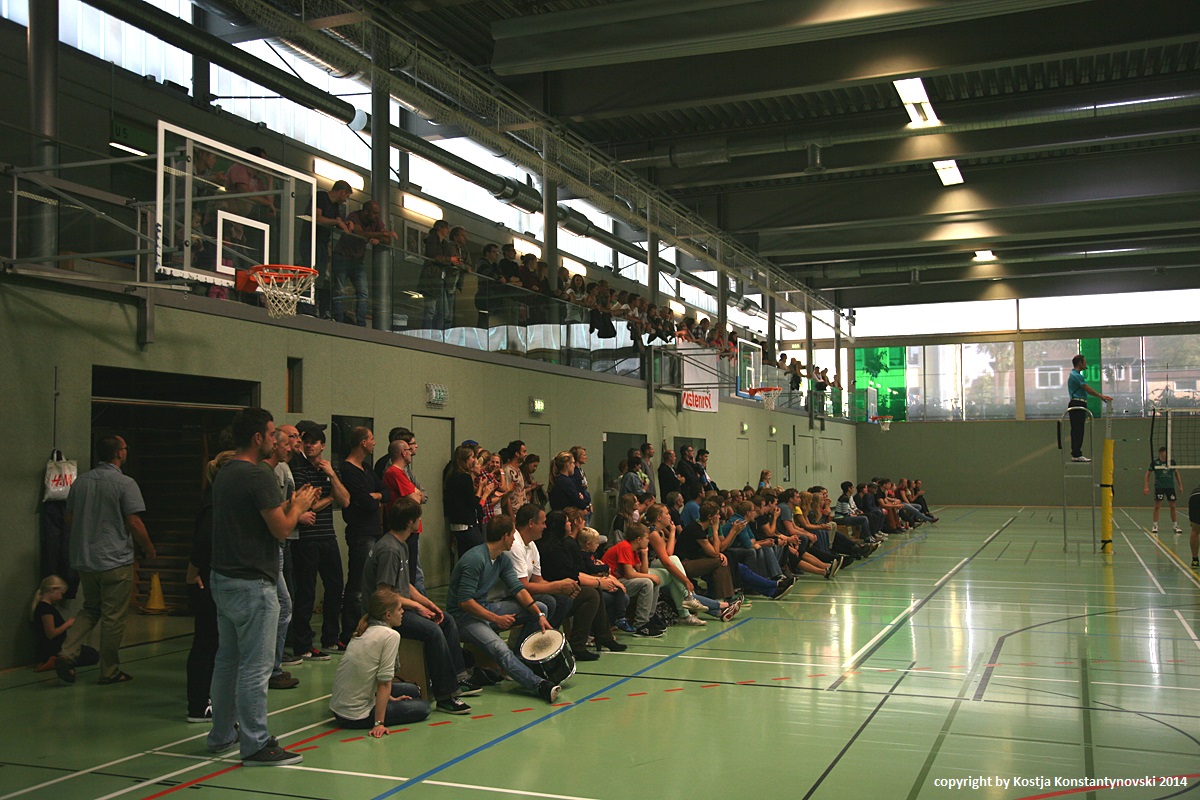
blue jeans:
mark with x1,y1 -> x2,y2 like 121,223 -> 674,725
902,503 -> 936,522
272,547 -> 292,679
395,612 -> 467,701
453,600 -> 547,692
340,535 -> 376,644
836,515 -> 872,540
334,681 -> 430,728
331,255 -> 368,325
208,572 -> 279,758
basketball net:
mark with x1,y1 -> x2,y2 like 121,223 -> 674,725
750,386 -> 783,410
250,265 -> 317,319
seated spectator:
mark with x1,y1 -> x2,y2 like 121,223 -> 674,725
329,588 -> 431,737
834,481 -> 876,544
446,516 -> 562,703
602,524 -> 665,637
538,510 -> 627,656
575,519 -> 626,629
721,500 -> 784,580
30,575 -> 98,673
610,492 -> 638,538
643,504 -> 737,623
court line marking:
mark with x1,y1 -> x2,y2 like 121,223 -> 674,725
90,716 -> 336,800
1119,530 -> 1167,595
1120,508 -> 1200,591
0,694 -> 334,800
828,517 -> 1012,688
154,753 -> 600,800
367,619 -> 751,799
1173,609 -> 1200,653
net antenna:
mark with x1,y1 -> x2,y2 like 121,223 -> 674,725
749,386 -> 783,410
250,264 -> 318,319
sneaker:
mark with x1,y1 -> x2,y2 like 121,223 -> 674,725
1071,456 -> 1091,463
824,562 -> 838,580
772,576 -> 795,600
300,649 -> 331,662
268,674 -> 299,690
1151,523 -> 1159,533
242,740 -> 302,767
207,730 -> 240,754
280,653 -> 303,667
596,637 -> 628,652
187,704 -> 213,724
678,614 -> 707,626
1191,557 -> 1199,568
682,594 -> 707,614
55,657 -> 77,685
632,624 -> 664,638
614,618 -> 637,634
1173,525 -> 1182,533
719,599 -> 741,622
436,698 -> 472,715
537,681 -> 561,703
573,647 -> 601,661
323,642 -> 347,654
456,679 -> 484,697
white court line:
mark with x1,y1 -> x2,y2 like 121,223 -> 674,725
1174,609 -> 1200,653
1119,531 -> 1167,595
154,753 -> 601,800
935,559 -> 967,588
90,715 -> 337,800
1095,680 -> 1200,692
0,694 -> 333,800
1120,508 -> 1200,591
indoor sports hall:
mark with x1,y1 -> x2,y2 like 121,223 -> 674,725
1,1 -> 1198,799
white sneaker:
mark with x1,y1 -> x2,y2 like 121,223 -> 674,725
1071,456 -> 1091,463
1151,523 -> 1158,533
1173,525 -> 1182,533
678,614 -> 707,626
681,594 -> 706,613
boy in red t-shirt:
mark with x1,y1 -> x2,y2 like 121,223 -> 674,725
601,524 -> 663,637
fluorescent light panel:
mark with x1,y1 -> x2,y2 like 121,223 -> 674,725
109,141 -> 148,156
933,160 -> 964,186
668,300 -> 686,316
893,77 -> 939,126
512,237 -> 541,259
313,157 -> 365,191
402,193 -> 443,221
974,250 -> 996,261
561,256 -> 587,276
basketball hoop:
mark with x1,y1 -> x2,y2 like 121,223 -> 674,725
749,386 -> 784,410
871,415 -> 893,432
249,264 -> 318,319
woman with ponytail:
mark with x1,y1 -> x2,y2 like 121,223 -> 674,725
329,588 -> 431,738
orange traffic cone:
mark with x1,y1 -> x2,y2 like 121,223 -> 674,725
140,572 -> 169,615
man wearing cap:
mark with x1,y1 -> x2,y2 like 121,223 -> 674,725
287,420 -> 349,660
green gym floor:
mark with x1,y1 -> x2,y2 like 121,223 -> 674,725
3,506 -> 1198,800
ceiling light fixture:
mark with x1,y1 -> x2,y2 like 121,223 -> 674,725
933,160 -> 964,186
313,158 -> 365,191
402,193 -> 443,222
974,250 -> 996,261
893,77 -> 940,126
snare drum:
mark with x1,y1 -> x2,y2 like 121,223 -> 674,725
518,629 -> 576,686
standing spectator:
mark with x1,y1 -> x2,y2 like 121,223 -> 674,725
331,200 -> 397,326
206,407 -> 318,766
184,450 -> 234,722
474,243 -> 501,327
695,449 -> 719,491
619,454 -> 648,499
305,179 -> 352,318
382,438 -> 427,591
420,220 -> 459,330
501,440 -> 528,515
288,421 -> 349,660
639,443 -> 657,499
56,435 -> 155,686
521,454 -> 547,509
444,444 -> 491,556
676,445 -> 701,491
548,451 -> 588,512
569,445 -> 594,522
658,449 -> 685,500
261,431 -> 299,690
338,427 -> 385,647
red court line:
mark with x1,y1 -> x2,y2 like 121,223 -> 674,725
389,728 -> 409,734
736,680 -> 757,684
511,708 -> 533,713
701,684 -> 720,688
807,673 -> 827,677
340,737 -> 365,743
664,688 -> 684,693
291,746 -> 319,753
286,728 -> 340,749
1013,774 -> 1200,800
429,721 -> 453,726
139,763 -> 241,800
470,714 -> 493,720
551,702 -> 573,707
588,697 -> 609,702
627,692 -> 648,696
771,677 -> 791,681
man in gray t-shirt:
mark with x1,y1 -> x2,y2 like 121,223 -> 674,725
57,435 -> 155,685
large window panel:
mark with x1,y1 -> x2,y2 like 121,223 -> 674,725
1144,335 -> 1200,409
1100,337 -> 1145,416
963,342 -> 1015,419
1023,339 -> 1079,419
909,344 -> 962,421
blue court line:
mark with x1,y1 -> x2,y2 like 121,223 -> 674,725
366,618 -> 752,799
